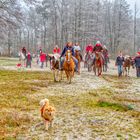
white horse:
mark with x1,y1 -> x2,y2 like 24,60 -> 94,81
19,52 -> 26,67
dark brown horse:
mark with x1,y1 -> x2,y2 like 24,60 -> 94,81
75,50 -> 82,74
93,52 -> 103,76
123,56 -> 134,76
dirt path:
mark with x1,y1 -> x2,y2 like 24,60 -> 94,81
1,59 -> 140,140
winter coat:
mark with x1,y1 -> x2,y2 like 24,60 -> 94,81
40,53 -> 46,62
61,46 -> 75,57
53,48 -> 61,54
26,54 -> 32,61
116,56 -> 124,66
93,44 -> 103,52
85,45 -> 93,52
134,56 -> 140,67
74,45 -> 81,52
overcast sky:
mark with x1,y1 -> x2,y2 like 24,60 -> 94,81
19,0 -> 140,17
127,0 -> 140,16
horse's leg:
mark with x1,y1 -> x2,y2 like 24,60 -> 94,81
24,60 -> 26,67
125,68 -> 127,76
56,70 -> 59,81
106,63 -> 107,72
100,66 -> 102,76
93,66 -> 96,75
53,70 -> 56,82
68,71 -> 71,84
69,72 -> 72,84
128,67 -> 130,76
98,67 -> 99,76
65,71 -> 68,80
122,67 -> 124,76
73,70 -> 74,77
78,62 -> 80,74
103,64 -> 104,72
98,67 -> 101,76
60,70 -> 63,81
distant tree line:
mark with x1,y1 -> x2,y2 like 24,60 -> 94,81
0,0 -> 140,57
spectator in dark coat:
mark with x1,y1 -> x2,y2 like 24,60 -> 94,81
115,51 -> 124,77
26,52 -> 32,68
134,52 -> 140,77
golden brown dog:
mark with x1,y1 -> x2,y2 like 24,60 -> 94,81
39,98 -> 56,130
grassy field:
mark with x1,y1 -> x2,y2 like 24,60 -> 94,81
0,57 -> 140,139
0,70 -> 53,139
0,57 -> 19,66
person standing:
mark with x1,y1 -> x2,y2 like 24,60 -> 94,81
134,52 -> 140,77
37,48 -> 42,65
26,52 -> 32,68
40,52 -> 46,69
115,51 -> 124,77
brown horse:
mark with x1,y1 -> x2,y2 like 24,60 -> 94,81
123,56 -> 134,76
63,50 -> 75,84
93,52 -> 103,76
49,54 -> 63,82
75,50 -> 82,74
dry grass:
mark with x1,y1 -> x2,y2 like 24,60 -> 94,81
0,70 -> 53,139
0,58 -> 19,66
102,74 -> 132,89
0,62 -> 140,139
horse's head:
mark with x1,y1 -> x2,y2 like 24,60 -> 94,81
51,54 -> 60,70
75,50 -> 79,54
130,58 -> 135,69
65,50 -> 72,63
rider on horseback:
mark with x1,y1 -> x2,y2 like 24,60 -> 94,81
103,45 -> 109,62
74,43 -> 82,60
93,41 -> 103,53
22,47 -> 27,57
53,45 -> 61,54
92,41 -> 104,64
85,43 -> 94,53
60,42 -> 78,72
74,43 -> 81,52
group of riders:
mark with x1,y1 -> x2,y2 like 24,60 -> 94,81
19,40 -> 140,78
52,41 -> 109,75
